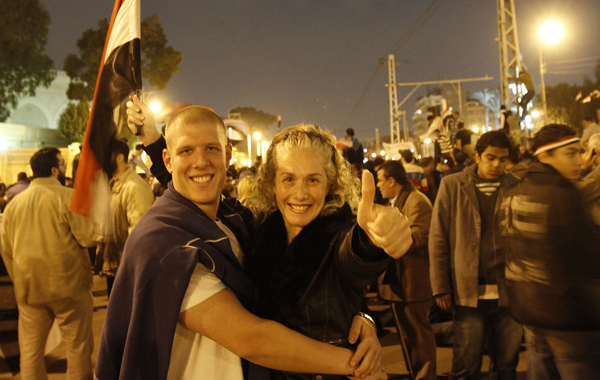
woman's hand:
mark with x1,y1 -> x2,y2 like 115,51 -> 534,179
348,364 -> 387,380
348,314 -> 382,377
357,171 -> 413,259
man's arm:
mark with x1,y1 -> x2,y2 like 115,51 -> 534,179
1,214 -> 14,279
67,210 -> 100,248
428,178 -> 453,310
127,95 -> 172,187
180,288 -> 366,377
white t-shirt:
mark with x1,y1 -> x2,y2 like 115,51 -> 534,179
166,220 -> 244,380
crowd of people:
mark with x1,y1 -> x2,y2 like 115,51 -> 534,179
0,101 -> 599,380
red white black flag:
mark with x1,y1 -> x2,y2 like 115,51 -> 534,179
70,0 -> 142,221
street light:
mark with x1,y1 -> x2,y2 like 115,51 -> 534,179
539,20 -> 564,121
149,101 -> 162,113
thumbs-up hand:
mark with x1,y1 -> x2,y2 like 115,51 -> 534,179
357,170 -> 412,259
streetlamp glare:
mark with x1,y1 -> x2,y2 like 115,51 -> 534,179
539,21 -> 564,45
149,101 -> 162,113
531,110 -> 540,118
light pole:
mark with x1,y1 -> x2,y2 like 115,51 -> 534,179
538,20 -> 564,122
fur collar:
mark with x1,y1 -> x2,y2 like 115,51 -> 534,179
246,204 -> 354,319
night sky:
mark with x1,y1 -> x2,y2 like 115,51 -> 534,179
41,0 -> 600,139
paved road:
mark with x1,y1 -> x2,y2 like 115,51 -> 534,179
0,277 -> 527,379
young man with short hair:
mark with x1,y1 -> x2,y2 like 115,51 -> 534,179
429,131 -> 523,380
502,124 -> 600,379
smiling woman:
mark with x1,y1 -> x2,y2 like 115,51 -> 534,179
249,124 -> 360,221
244,124 -> 395,380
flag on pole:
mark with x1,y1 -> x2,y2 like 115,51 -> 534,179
70,0 -> 142,222
277,113 -> 281,130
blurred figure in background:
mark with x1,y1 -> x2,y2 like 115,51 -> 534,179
400,150 -> 429,193
6,172 -> 29,204
128,143 -> 152,176
455,122 -> 474,160
420,157 -> 441,204
236,176 -> 254,207
95,140 -> 154,297
581,116 -> 600,149
0,183 -> 7,213
343,128 -> 364,167
445,148 -> 467,176
578,133 -> 600,225
502,124 -> 600,379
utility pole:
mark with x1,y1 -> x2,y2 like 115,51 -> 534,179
497,0 -> 523,110
386,54 -> 401,144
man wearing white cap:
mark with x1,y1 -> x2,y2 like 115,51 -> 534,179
502,124 -> 600,379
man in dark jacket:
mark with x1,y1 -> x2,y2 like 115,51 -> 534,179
502,124 -> 600,379
377,160 -> 436,380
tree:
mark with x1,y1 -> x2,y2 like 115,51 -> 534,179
543,78 -> 599,134
229,107 -> 277,135
57,101 -> 90,143
472,88 -> 501,128
63,14 -> 182,103
0,0 -> 55,121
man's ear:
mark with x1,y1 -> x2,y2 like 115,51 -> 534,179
225,143 -> 233,165
537,151 -> 551,164
474,151 -> 481,164
163,149 -> 173,173
116,153 -> 126,164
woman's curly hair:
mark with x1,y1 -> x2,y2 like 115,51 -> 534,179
246,124 -> 360,221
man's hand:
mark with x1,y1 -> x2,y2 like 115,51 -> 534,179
126,95 -> 161,146
357,171 -> 412,259
436,293 -> 453,312
582,147 -> 598,171
348,315 -> 382,378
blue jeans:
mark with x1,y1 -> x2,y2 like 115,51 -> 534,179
525,326 -> 600,380
450,300 -> 523,380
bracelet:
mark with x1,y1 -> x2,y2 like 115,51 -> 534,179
357,312 -> 376,329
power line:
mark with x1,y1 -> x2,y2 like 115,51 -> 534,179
547,57 -> 598,65
388,0 -> 446,54
344,0 -> 446,129
343,65 -> 382,127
